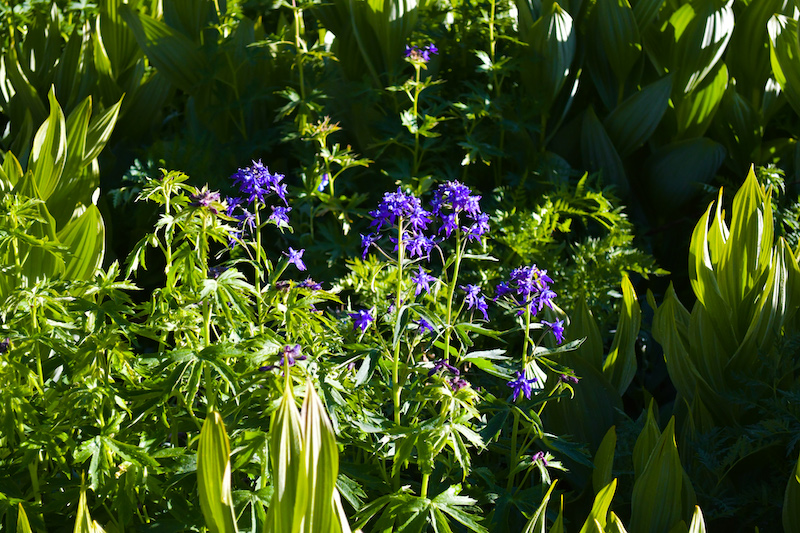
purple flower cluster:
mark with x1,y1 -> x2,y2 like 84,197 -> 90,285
362,187 -> 434,260
496,265 -> 556,316
461,284 -> 489,321
231,160 -> 287,205
260,344 -> 307,371
349,308 -> 375,333
190,186 -> 223,214
405,43 -> 438,63
431,181 -> 490,243
507,370 -> 537,402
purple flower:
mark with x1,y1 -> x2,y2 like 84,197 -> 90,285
190,186 -> 222,213
269,205 -> 292,227
297,278 -> 322,291
405,232 -> 436,259
226,196 -> 244,216
349,308 -> 375,333
411,267 -> 436,296
531,451 -> 548,466
417,318 -> 435,334
260,344 -> 307,371
450,377 -> 469,392
500,265 -> 557,316
428,358 -> 460,376
369,187 -> 431,233
0,338 -> 9,354
284,247 -> 306,271
542,319 -> 565,344
507,370 -> 537,402
361,233 -> 379,259
461,284 -> 489,320
559,374 -> 579,385
318,173 -> 329,192
405,43 -> 439,62
465,212 -> 490,243
230,160 -> 287,205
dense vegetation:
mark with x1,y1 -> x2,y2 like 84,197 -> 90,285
2,0 -> 800,531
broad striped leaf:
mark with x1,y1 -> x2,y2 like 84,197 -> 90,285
581,107 -> 629,196
593,426 -> 616,495
688,506 -> 706,533
602,275 -> 640,395
29,88 -> 67,201
197,409 -> 238,533
603,75 -> 672,157
595,0 -> 641,86
675,62 -> 728,139
16,504 -> 32,533
57,205 -> 106,281
579,479 -> 616,533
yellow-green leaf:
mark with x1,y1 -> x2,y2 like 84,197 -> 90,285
783,449 -> 800,533
198,409 -> 238,533
593,426 -> 616,495
57,205 -> 105,281
16,504 -> 32,533
769,15 -> 800,118
29,87 -> 67,201
675,62 -> 728,139
602,275 -> 640,395
579,478 -> 617,533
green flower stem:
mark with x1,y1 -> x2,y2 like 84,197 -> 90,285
420,472 -> 430,498
442,226 -> 465,364
412,64 -> 422,175
522,303 -> 533,365
391,218 -> 406,491
254,204 -> 265,332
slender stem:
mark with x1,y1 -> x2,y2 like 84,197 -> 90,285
442,227 -> 465,364
522,304 -> 532,365
412,65 -> 422,175
420,472 -> 430,498
254,204 -> 264,332
391,219 -> 406,491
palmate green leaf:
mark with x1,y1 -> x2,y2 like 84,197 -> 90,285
769,15 -> 800,119
519,1 -> 576,115
629,418 -> 689,533
579,478 -> 616,533
120,5 -> 207,93
669,0 -> 734,95
602,275 -> 640,395
198,408 -> 238,533
603,75 -> 672,157
595,0 -> 641,87
57,205 -> 105,281
29,88 -> 67,202
783,448 -> 800,533
643,137 -> 725,214
675,62 -> 728,139
581,107 -> 629,197
592,426 -> 616,495
431,486 -> 489,533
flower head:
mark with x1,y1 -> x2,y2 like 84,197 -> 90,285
349,308 -> 375,333
450,377 -> 469,392
190,186 -> 222,214
498,265 -> 557,316
460,284 -> 489,321
260,344 -> 307,371
428,358 -> 460,377
284,247 -> 306,271
411,267 -> 437,296
417,318 -> 435,335
369,187 -> 431,233
230,160 -> 287,205
542,319 -> 565,344
507,370 -> 537,402
405,43 -> 439,63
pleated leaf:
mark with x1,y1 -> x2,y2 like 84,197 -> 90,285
632,401 -> 660,479
29,88 -> 67,201
783,449 -> 800,533
57,205 -> 105,281
643,137 -> 725,214
603,75 -> 672,157
602,275 -> 640,395
769,15 -> 800,118
630,418 -> 687,533
593,426 -> 617,495
120,5 -> 207,93
581,107 -> 629,196
520,1 -> 576,115
579,479 -> 617,533
675,61 -> 728,139
595,0 -> 641,86
198,409 -> 238,533
688,506 -> 706,533
669,0 -> 734,95
16,504 -> 32,533
521,481 -> 558,533
265,381 -> 307,533
632,0 -> 665,30
565,297 -> 604,371
300,380 -> 343,533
